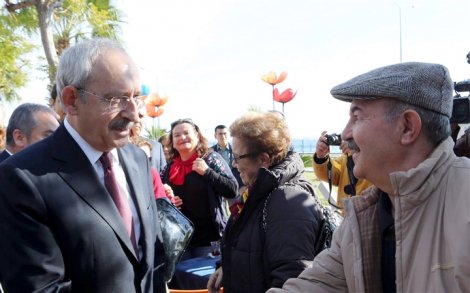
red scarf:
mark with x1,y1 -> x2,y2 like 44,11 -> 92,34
169,153 -> 198,185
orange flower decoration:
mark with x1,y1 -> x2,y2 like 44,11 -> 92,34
146,104 -> 165,118
273,88 -> 296,103
145,92 -> 168,118
146,92 -> 168,107
261,71 -> 288,85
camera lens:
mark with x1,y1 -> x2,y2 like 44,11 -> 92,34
325,133 -> 342,146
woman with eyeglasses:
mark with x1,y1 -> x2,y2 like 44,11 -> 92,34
161,118 -> 238,260
207,112 -> 323,293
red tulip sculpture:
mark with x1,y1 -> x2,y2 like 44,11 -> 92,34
261,70 -> 296,113
273,88 -> 297,114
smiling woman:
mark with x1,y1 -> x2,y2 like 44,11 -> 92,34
161,118 -> 238,275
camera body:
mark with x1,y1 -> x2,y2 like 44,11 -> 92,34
451,80 -> 470,124
325,133 -> 342,146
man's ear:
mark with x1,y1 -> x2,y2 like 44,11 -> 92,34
12,129 -> 27,148
61,85 -> 80,116
400,110 -> 422,145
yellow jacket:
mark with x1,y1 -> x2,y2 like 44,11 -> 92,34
313,153 -> 372,211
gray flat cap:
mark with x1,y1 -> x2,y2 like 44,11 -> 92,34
330,62 -> 453,117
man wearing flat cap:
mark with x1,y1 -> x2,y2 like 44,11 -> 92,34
268,62 -> 470,293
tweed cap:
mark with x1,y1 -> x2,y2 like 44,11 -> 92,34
330,62 -> 453,117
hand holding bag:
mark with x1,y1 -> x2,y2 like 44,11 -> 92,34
156,198 -> 194,282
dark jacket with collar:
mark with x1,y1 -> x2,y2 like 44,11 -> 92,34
162,151 -> 238,239
0,149 -> 11,164
221,151 -> 323,293
0,124 -> 166,293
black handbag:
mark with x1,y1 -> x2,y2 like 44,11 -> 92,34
313,203 -> 342,253
156,198 -> 194,282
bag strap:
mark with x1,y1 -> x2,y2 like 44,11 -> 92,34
326,158 -> 342,209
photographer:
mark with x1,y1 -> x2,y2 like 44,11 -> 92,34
313,131 -> 372,215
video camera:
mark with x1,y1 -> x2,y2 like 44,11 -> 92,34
451,80 -> 470,123
451,51 -> 470,124
325,133 -> 342,146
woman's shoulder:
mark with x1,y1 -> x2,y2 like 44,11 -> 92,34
267,184 -> 318,215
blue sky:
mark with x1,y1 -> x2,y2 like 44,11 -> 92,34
5,0 -> 470,140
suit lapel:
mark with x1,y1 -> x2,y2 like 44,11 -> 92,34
53,126 -> 139,261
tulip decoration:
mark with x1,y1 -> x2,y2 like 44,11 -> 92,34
273,88 -> 297,114
261,71 -> 287,85
261,70 -> 296,113
145,92 -> 168,129
261,71 -> 288,110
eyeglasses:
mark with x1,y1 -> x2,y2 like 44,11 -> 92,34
232,153 -> 257,163
78,89 -> 143,112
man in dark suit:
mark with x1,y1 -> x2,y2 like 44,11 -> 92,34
0,38 -> 167,292
0,103 -> 59,164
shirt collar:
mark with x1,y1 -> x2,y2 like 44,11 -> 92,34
64,118 -> 117,166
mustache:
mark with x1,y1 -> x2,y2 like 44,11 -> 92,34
109,119 -> 134,131
347,140 -> 360,152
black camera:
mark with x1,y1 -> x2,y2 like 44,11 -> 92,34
451,80 -> 470,124
325,133 -> 342,146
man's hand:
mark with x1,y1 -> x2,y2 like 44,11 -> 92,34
315,131 -> 330,158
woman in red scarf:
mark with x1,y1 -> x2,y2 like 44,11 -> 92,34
161,119 -> 238,260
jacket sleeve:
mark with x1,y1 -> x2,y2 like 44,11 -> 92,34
203,152 -> 238,198
313,155 -> 343,186
267,218 -> 349,293
264,187 -> 323,288
0,163 -> 72,292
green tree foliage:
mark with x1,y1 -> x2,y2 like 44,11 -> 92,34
1,0 -> 122,101
0,7 -> 35,101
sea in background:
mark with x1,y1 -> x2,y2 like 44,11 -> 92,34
209,138 -> 340,155
292,138 -> 341,154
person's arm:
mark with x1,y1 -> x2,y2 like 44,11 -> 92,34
202,152 -> 238,198
0,164 -> 71,292
313,154 -> 343,186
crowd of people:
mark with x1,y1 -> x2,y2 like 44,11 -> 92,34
0,37 -> 470,293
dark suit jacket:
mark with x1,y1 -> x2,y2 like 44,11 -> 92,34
0,150 -> 10,164
149,140 -> 167,173
0,125 -> 166,292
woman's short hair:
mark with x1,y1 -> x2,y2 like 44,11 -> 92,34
230,111 -> 291,166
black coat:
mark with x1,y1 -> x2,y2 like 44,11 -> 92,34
0,125 -> 166,292
221,151 -> 323,293
0,149 -> 10,164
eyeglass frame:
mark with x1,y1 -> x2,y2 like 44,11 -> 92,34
77,88 -> 144,112
232,152 -> 258,163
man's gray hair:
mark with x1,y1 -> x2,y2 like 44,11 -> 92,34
6,103 -> 57,146
55,38 -> 127,102
384,98 -> 451,145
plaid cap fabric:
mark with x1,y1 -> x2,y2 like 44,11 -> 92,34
330,62 -> 453,117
